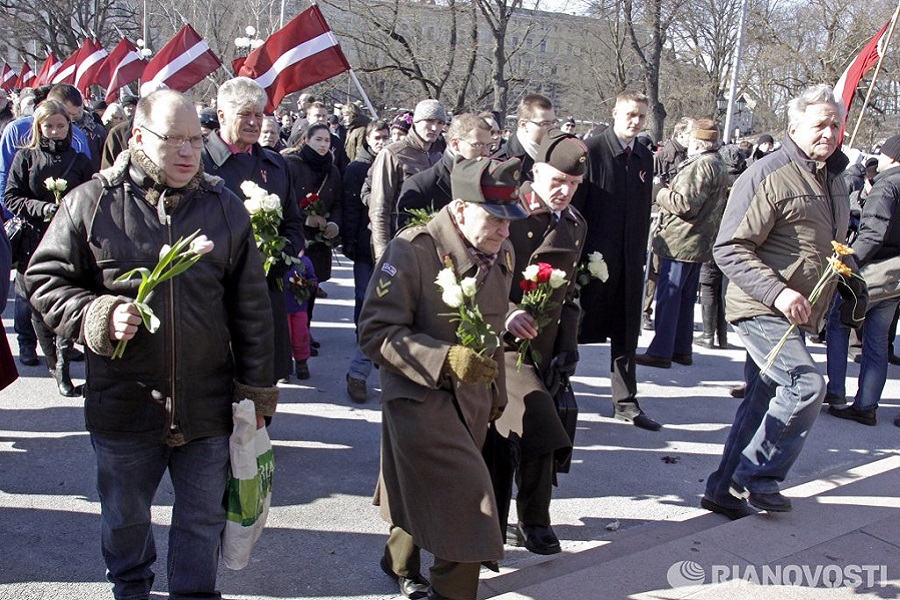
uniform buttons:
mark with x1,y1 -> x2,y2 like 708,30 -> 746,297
575,240 -> 580,246
527,232 -> 533,238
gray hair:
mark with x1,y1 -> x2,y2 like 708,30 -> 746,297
217,77 -> 267,114
787,84 -> 846,128
690,138 -> 718,153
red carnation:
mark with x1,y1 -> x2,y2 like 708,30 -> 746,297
536,262 -> 554,284
520,279 -> 538,292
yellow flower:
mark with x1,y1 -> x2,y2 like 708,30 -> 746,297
831,241 -> 855,256
828,256 -> 852,277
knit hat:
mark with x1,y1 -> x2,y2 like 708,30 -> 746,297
390,112 -> 412,133
881,135 -> 900,162
536,128 -> 588,176
692,119 -> 719,142
451,157 -> 527,220
413,99 -> 448,124
757,134 -> 774,146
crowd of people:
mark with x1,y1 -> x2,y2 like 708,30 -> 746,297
0,77 -> 897,600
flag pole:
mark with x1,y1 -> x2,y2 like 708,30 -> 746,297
848,0 -> 900,147
348,69 -> 378,119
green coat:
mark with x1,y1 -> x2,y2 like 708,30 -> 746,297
652,150 -> 729,263
358,206 -> 513,563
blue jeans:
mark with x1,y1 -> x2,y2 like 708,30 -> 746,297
647,259 -> 701,359
705,315 -> 824,501
349,260 -> 374,380
826,294 -> 900,410
13,273 -> 36,350
91,433 -> 230,600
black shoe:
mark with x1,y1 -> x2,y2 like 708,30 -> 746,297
729,384 -> 746,398
379,556 -> 429,599
310,346 -> 319,357
824,393 -> 846,406
642,314 -> 654,331
635,353 -> 671,369
515,522 -> 561,555
295,360 -> 310,380
729,480 -> 792,512
310,338 -> 321,349
18,346 -> 39,366
889,353 -> 900,366
852,353 -> 862,364
700,496 -> 757,520
615,409 -> 662,431
346,374 -> 367,403
67,347 -> 85,362
828,404 -> 876,426
894,415 -> 900,428
277,376 -> 291,384
672,352 -> 693,366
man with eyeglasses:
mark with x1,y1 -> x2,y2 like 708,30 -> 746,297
25,89 -> 278,600
493,93 -> 556,182
202,76 -> 305,385
396,113 -> 493,229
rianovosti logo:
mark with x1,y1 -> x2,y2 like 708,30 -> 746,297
666,560 -> 889,589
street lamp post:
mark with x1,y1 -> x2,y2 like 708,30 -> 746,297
235,25 -> 263,57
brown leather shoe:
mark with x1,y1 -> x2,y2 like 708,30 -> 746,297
635,353 -> 671,369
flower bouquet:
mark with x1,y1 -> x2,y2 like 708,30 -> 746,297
241,180 -> 296,277
286,269 -> 317,304
44,177 -> 67,221
761,241 -> 854,373
111,230 -> 214,359
515,262 -> 568,369
434,257 -> 499,355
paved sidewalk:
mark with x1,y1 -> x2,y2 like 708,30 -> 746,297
480,455 -> 900,599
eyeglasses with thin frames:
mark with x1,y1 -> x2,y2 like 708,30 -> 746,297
527,120 -> 557,129
141,127 -> 205,150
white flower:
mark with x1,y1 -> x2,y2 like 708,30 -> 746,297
190,235 -> 215,255
460,277 -> 478,298
435,268 -> 457,291
587,252 -> 609,282
522,264 -> 540,282
260,193 -> 281,212
244,197 -> 261,215
441,285 -> 464,308
44,177 -> 67,193
240,180 -> 264,200
158,244 -> 172,261
549,269 -> 568,289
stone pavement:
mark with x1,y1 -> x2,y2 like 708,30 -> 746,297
1,261 -> 899,600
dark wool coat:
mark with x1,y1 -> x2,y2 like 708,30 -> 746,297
573,126 -> 654,347
202,132 -> 305,381
283,151 -> 343,282
358,207 -> 512,563
395,149 -> 454,230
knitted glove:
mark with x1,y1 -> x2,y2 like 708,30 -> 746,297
322,221 -> 340,239
838,274 -> 868,328
444,345 -> 498,385
305,214 -> 327,229
43,203 -> 58,220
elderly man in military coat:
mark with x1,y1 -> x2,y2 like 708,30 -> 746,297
359,157 -> 527,600
573,90 -> 660,430
493,129 -> 588,556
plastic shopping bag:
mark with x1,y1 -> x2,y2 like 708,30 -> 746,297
222,399 -> 274,570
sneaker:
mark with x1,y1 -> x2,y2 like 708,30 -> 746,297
346,374 -> 367,403
295,360 -> 310,380
729,384 -> 746,398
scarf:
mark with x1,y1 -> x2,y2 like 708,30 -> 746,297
299,143 -> 332,187
127,142 -> 204,211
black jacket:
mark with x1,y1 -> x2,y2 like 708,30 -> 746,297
341,145 -> 375,264
854,166 -> 900,266
5,140 -> 95,271
396,149 -> 454,230
492,132 -> 535,182
573,127 -> 654,346
24,160 -> 275,443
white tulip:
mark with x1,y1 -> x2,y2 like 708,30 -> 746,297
549,269 -> 567,289
441,285 -> 464,308
460,277 -> 478,298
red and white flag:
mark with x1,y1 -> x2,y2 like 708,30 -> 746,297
238,5 -> 351,112
15,61 -> 35,89
143,25 -> 222,92
51,51 -> 80,85
0,63 -> 17,91
75,38 -> 109,94
34,53 -> 62,86
834,21 -> 890,118
100,38 -> 147,101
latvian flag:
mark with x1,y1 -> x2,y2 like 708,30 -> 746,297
74,38 -> 109,94
15,61 -> 35,89
0,63 -> 16,91
833,21 -> 891,119
51,51 -> 80,85
238,5 -> 351,112
100,38 -> 147,101
34,53 -> 61,86
143,24 -> 222,92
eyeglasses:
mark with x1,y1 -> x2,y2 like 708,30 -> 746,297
528,120 -> 557,128
141,127 -> 205,150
